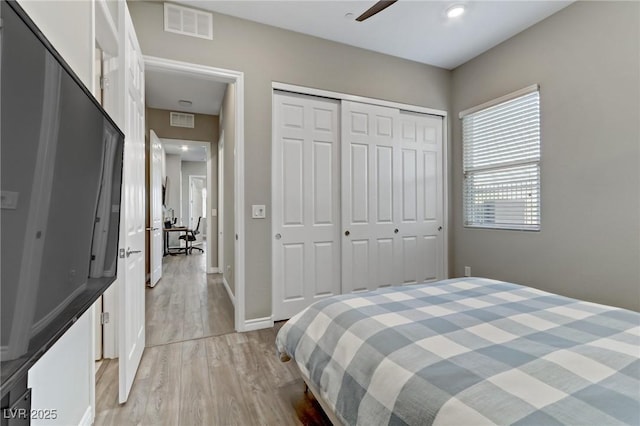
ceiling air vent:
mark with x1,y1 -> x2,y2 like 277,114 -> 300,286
164,3 -> 213,40
170,112 -> 195,128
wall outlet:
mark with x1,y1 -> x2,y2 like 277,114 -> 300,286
252,204 -> 266,219
464,266 -> 471,277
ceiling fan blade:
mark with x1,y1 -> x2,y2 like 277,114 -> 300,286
356,0 -> 398,22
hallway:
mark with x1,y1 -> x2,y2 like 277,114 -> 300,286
146,249 -> 234,347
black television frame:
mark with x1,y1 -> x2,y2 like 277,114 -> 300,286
0,0 -> 125,403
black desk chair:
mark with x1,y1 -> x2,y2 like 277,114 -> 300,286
179,217 -> 204,254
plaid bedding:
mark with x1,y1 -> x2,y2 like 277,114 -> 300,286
276,278 -> 640,426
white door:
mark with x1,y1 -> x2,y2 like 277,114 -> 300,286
272,92 -> 341,320
118,6 -> 146,404
341,101 -> 401,293
396,111 -> 445,284
149,130 -> 163,287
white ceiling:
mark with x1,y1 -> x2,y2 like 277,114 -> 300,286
176,0 -> 572,69
146,68 -> 228,115
162,139 -> 209,162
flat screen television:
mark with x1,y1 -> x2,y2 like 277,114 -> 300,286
0,0 -> 125,398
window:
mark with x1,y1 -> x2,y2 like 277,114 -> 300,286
461,85 -> 541,231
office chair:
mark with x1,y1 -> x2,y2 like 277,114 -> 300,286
179,217 -> 204,254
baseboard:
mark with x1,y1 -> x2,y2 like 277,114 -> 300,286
222,277 -> 235,307
208,267 -> 221,274
79,405 -> 92,426
243,316 -> 273,332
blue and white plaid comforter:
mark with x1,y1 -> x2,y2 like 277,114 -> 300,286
276,278 -> 640,425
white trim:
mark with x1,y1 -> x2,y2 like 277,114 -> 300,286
442,115 -> 450,279
234,78 -> 246,333
222,276 -> 235,307
217,130 -> 224,281
243,316 -> 273,332
144,56 -> 245,333
208,267 -> 221,274
458,84 -> 540,118
79,405 -> 93,426
272,82 -> 447,117
30,283 -> 88,337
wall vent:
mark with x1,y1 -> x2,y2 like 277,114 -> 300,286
170,112 -> 195,128
164,3 -> 213,40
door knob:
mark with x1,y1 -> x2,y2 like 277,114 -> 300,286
275,233 -> 282,240
126,248 -> 142,257
438,226 -> 443,231
344,230 -> 350,236
394,228 -> 399,234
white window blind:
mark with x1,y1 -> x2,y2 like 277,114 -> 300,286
462,87 -> 541,231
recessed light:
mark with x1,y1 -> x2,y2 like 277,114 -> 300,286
178,99 -> 192,107
181,145 -> 188,151
344,12 -> 354,20
446,5 -> 465,19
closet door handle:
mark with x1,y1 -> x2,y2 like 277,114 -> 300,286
344,230 -> 350,236
275,233 -> 282,240
394,228 -> 399,234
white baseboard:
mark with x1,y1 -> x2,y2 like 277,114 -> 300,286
208,267 -> 221,274
79,405 -> 92,426
222,276 -> 235,307
243,316 -> 273,332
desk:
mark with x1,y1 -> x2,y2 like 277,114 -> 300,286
163,227 -> 191,256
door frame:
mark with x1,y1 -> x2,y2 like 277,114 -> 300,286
271,82 -> 449,319
144,56 -> 246,332
217,131 -> 224,276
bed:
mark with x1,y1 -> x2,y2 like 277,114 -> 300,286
276,277 -> 640,425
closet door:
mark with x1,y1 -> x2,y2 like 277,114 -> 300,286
396,111 -> 445,284
341,101 -> 401,293
272,92 -> 341,320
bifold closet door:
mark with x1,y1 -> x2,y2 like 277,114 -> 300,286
272,92 -> 341,321
341,101 -> 402,292
396,111 -> 445,284
341,101 -> 446,293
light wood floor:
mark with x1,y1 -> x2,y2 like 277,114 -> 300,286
145,250 -> 234,347
95,329 -> 330,426
95,249 -> 330,425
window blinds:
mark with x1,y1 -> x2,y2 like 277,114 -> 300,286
462,88 -> 541,231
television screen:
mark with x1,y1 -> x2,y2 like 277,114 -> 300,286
0,0 -> 124,394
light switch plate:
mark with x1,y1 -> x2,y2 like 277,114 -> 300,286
252,204 -> 266,219
211,208 -> 217,217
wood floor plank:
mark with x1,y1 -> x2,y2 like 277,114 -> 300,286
178,339 -> 216,426
142,343 -> 182,426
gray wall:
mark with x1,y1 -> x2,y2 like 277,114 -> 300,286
129,2 -> 451,319
220,84 -> 236,294
451,1 -> 640,311
147,107 -> 218,142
